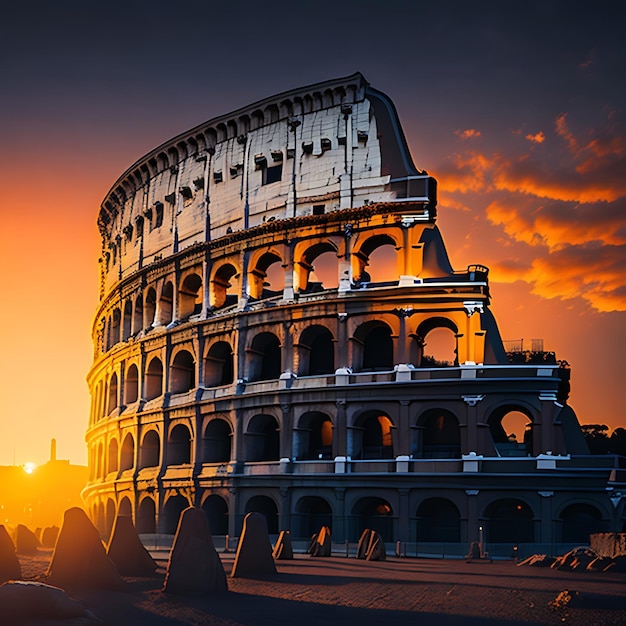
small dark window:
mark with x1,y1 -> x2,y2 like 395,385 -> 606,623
154,202 -> 164,228
135,216 -> 144,239
263,163 -> 283,186
313,205 -> 325,215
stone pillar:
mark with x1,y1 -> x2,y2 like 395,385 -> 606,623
280,403 -> 293,459
396,401 -> 410,456
465,490 -> 480,544
334,401 -> 347,457
398,488 -> 410,543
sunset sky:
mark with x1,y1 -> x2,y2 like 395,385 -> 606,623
1,0 -> 624,466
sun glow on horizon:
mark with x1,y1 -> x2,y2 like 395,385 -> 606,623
22,462 -> 37,474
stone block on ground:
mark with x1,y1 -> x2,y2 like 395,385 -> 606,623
107,514 -> 157,576
308,526 -> 332,557
41,526 -> 60,548
163,507 -> 227,594
15,524 -> 41,555
356,529 -> 386,561
231,512 -> 276,578
272,530 -> 294,560
0,525 -> 21,582
47,507 -> 123,590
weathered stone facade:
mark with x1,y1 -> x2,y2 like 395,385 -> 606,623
83,73 -> 625,553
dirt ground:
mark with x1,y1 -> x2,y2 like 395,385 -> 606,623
13,548 -> 626,625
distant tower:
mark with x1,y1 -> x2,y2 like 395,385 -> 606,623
50,438 -> 57,463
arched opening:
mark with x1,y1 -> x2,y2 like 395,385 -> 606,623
158,281 -> 174,326
203,341 -> 234,387
133,296 -> 143,334
351,497 -> 394,542
203,419 -> 232,463
245,414 -> 280,462
294,496 -> 332,539
560,504 -> 605,544
297,326 -> 334,376
170,350 -> 195,394
144,288 -> 156,329
352,235 -> 397,285
179,273 -> 203,319
140,430 -> 160,468
107,438 -> 118,474
244,495 -> 278,534
162,495 -> 190,534
350,411 -> 394,460
118,496 -> 132,520
136,497 -> 156,534
168,424 -> 192,465
485,499 -> 534,543
122,300 -> 132,341
107,373 -> 118,414
421,327 -> 457,367
294,412 -> 333,460
105,499 -> 116,538
414,318 -> 458,367
249,252 -> 284,299
144,357 -> 163,400
415,409 -> 461,458
120,433 -> 135,471
488,406 -> 534,457
416,498 -> 461,542
110,308 -> 121,347
296,243 -> 338,292
211,263 -> 239,309
247,332 -> 281,382
202,494 -> 229,536
353,322 -> 393,372
125,364 -> 139,404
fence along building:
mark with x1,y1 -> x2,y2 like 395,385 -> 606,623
83,72 -> 624,554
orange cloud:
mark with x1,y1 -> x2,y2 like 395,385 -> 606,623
525,132 -> 545,144
455,128 -> 481,140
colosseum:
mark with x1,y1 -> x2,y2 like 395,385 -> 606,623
83,72 -> 624,556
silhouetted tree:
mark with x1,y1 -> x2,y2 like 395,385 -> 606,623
580,424 -> 610,454
609,427 -> 626,456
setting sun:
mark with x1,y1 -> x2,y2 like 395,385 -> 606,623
22,462 -> 36,475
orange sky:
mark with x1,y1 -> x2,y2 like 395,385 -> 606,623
1,0 -> 624,466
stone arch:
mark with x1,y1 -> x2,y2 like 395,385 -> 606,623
350,410 -> 394,459
170,349 -> 196,394
351,497 -> 394,542
244,494 -> 279,534
352,233 -> 399,284
245,414 -> 280,462
247,332 -> 281,382
488,404 -> 534,457
118,496 -> 132,520
120,432 -> 135,471
294,240 -> 339,292
144,356 -> 163,400
414,317 -> 459,367
107,372 -> 118,414
161,495 -> 190,534
203,340 -> 234,387
353,321 -> 394,372
296,325 -> 335,376
105,499 -> 116,538
139,429 -> 160,469
122,299 -> 132,340
133,294 -> 143,333
294,496 -> 332,539
144,287 -> 156,329
293,411 -> 333,460
125,363 -> 139,404
202,419 -> 232,463
416,498 -> 461,542
210,262 -> 239,309
110,308 -> 121,347
414,408 -> 461,458
136,497 -> 156,534
107,438 -> 119,473
157,281 -> 174,326
168,423 -> 192,465
484,498 -> 534,543
249,250 -> 284,299
201,494 -> 229,536
178,272 -> 203,319
559,503 -> 606,543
